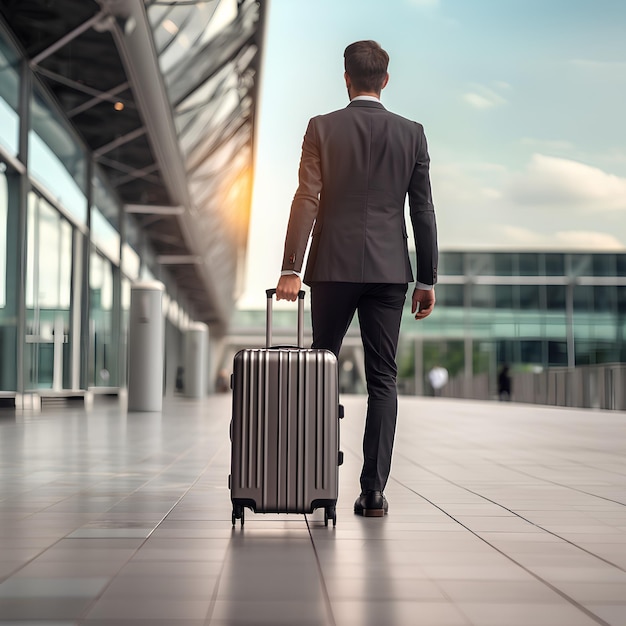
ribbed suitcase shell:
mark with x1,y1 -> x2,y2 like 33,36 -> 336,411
230,347 -> 339,516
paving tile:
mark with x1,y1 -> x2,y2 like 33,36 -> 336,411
0,577 -> 109,598
209,600 -> 331,626
456,601 -> 604,626
1,395 -> 625,624
330,600 -> 470,626
87,597 -> 212,620
583,604 -> 626,626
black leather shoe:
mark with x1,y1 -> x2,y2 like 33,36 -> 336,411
354,490 -> 388,517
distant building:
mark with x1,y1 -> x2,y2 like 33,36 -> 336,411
230,250 -> 626,400
399,250 -> 626,396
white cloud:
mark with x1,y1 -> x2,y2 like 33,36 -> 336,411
463,84 -> 508,110
431,162 -> 505,205
496,226 -> 624,250
507,154 -> 626,211
570,58 -> 626,71
520,137 -> 575,152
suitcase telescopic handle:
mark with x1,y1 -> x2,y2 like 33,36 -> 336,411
265,289 -> 305,349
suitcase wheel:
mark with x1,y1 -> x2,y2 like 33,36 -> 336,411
232,504 -> 245,527
324,505 -> 336,528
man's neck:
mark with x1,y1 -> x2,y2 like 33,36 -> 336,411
351,91 -> 380,101
350,95 -> 381,104
351,94 -> 381,103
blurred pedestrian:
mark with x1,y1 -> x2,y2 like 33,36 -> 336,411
428,365 -> 448,396
498,364 -> 512,401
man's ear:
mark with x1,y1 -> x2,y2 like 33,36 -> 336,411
344,71 -> 351,89
381,72 -> 390,90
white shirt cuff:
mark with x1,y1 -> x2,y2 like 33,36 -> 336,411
281,270 -> 301,277
415,281 -> 434,290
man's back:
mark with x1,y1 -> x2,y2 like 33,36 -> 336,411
296,100 -> 431,284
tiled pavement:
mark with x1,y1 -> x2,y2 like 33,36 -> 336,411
0,394 -> 625,625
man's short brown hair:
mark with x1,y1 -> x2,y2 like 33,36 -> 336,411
344,40 -> 389,94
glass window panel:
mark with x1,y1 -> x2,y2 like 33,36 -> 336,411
90,250 -> 115,386
174,62 -> 232,129
438,284 -> 464,307
574,285 -> 593,312
90,251 -> 113,311
0,167 -> 6,308
92,207 -> 120,264
494,254 -> 516,276
147,3 -> 172,28
518,254 -> 540,276
0,166 -> 18,390
520,340 -> 542,364
546,285 -> 566,310
519,285 -> 541,310
0,35 -> 20,155
575,341 -> 592,366
548,341 -> 568,366
180,86 -> 241,159
470,284 -> 493,308
439,252 -> 463,276
495,285 -> 514,309
158,5 -> 217,74
544,253 -> 565,276
199,0 -> 238,47
29,86 -> 87,225
618,286 -> 626,314
569,253 -> 592,276
616,255 -> 626,276
466,253 -> 494,276
496,340 -> 516,365
37,201 -> 61,309
92,172 -> 120,232
25,193 -> 36,310
37,198 -> 71,308
592,254 -> 616,277
23,194 -> 73,391
151,6 -> 181,53
594,286 -> 615,312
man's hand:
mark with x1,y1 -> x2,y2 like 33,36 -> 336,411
412,288 -> 435,320
276,274 -> 301,301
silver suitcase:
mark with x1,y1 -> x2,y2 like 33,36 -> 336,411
230,289 -> 343,527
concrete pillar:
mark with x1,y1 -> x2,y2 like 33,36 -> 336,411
128,281 -> 165,411
184,323 -> 208,398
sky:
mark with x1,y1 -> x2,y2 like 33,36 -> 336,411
239,0 -> 626,308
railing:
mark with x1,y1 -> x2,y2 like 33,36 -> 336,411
437,364 -> 626,411
512,364 -> 626,411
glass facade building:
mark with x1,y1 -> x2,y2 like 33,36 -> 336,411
399,250 -> 626,396
0,41 -> 166,397
0,2 -> 266,401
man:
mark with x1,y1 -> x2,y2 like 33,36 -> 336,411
276,40 -> 438,517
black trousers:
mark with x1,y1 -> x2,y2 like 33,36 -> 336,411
309,282 -> 408,492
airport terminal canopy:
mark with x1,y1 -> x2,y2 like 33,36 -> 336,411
0,0 -> 266,330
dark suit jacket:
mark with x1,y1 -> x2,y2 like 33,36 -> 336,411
281,99 -> 438,286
